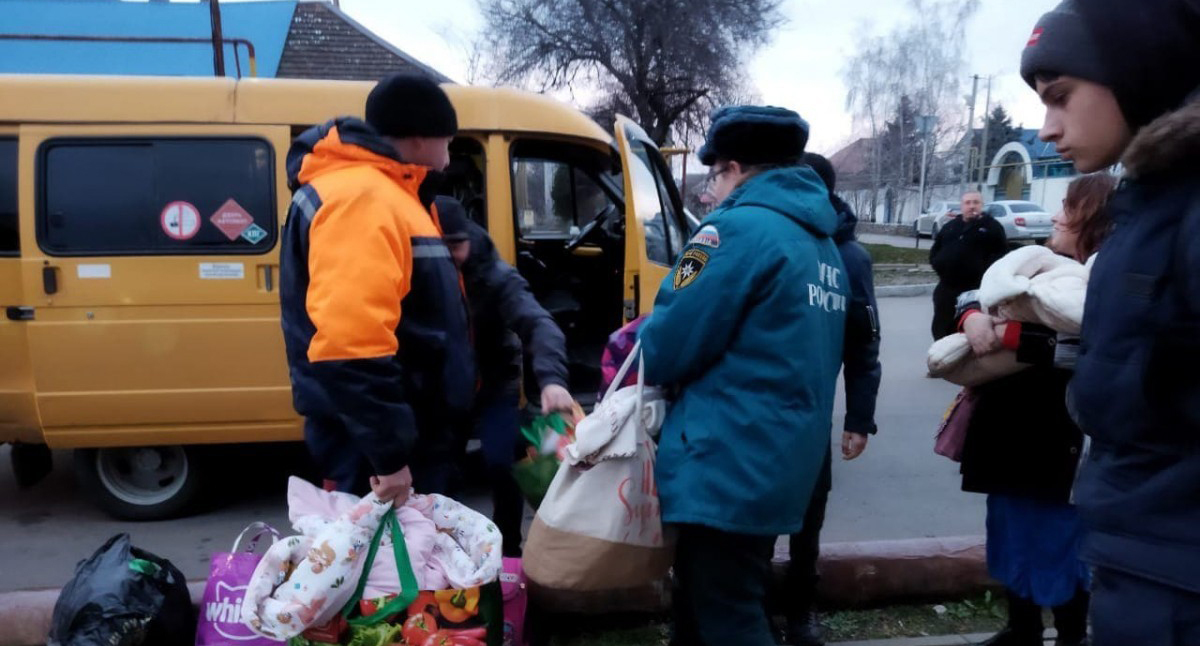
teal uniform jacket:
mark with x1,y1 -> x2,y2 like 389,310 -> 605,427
640,166 -> 848,536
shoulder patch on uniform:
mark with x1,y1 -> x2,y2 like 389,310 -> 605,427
690,224 -> 721,248
673,248 -> 709,290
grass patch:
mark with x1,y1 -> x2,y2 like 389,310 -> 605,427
824,593 -> 1007,641
873,269 -> 937,286
863,243 -> 930,265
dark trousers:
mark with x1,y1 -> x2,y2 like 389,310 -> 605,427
1092,567 -> 1200,646
931,283 -> 964,340
304,415 -> 457,497
783,450 -> 834,619
473,390 -> 526,557
671,524 -> 777,646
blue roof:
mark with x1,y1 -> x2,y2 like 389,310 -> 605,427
1017,128 -> 1060,160
0,0 -> 297,77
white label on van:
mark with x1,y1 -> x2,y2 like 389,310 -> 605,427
199,263 -> 245,280
77,264 -> 111,279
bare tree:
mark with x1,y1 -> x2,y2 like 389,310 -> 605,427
477,0 -> 784,145
844,34 -> 893,220
842,0 -> 980,222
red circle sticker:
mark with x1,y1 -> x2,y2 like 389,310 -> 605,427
161,201 -> 201,240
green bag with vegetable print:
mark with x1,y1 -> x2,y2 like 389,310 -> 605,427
290,510 -> 503,646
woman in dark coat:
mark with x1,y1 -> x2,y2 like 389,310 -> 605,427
957,173 -> 1116,646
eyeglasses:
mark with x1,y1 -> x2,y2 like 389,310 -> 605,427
704,164 -> 732,187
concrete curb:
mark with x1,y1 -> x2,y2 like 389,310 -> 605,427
524,536 -> 990,615
0,582 -> 205,646
832,631 -> 1059,645
832,635 -> 994,646
876,283 -> 935,298
0,538 -> 989,646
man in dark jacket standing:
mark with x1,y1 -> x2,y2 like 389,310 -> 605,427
435,196 -> 572,556
778,153 -> 882,646
280,75 -> 475,502
928,191 -> 1007,340
1021,1 -> 1200,644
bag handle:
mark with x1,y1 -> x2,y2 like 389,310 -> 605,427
636,347 -> 645,413
604,339 -> 642,402
343,508 -> 420,627
231,521 -> 279,554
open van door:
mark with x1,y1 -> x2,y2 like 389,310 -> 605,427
612,116 -> 690,319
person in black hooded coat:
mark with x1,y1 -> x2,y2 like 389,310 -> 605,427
774,153 -> 882,646
434,196 -> 572,557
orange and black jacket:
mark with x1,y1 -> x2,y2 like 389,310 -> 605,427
280,118 -> 475,475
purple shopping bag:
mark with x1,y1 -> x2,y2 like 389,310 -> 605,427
934,388 -> 977,462
196,522 -> 284,645
500,557 -> 528,646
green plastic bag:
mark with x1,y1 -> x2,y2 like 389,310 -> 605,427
512,412 -> 574,509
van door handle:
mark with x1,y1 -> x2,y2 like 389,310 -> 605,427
6,306 -> 34,321
43,267 -> 59,295
258,264 -> 277,292
624,274 -> 640,321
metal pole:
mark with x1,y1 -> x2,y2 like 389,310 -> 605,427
918,136 -> 929,219
208,0 -> 226,77
963,75 -> 979,194
977,76 -> 992,189
915,132 -> 927,250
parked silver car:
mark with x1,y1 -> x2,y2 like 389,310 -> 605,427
914,200 -> 960,238
986,200 -> 1053,242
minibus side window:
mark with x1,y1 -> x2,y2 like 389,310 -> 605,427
0,139 -> 16,256
512,159 -> 615,239
37,138 -> 275,256
512,158 -> 575,238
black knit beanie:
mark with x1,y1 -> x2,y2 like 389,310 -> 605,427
1021,0 -> 1200,130
698,106 -> 810,167
366,74 -> 458,139
433,195 -> 470,242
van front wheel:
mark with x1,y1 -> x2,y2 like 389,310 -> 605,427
74,446 -> 203,520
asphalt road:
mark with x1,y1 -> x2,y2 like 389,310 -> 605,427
0,295 -> 978,593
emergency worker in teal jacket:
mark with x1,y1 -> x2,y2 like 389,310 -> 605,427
639,106 -> 847,646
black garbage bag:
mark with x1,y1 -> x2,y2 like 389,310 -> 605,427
48,533 -> 196,646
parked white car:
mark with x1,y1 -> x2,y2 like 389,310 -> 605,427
914,200 -> 960,238
986,200 -> 1054,242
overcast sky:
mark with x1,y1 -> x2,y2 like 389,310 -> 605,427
337,0 -> 1059,155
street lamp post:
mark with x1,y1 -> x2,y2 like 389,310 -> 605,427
912,115 -> 936,249
917,114 -> 937,223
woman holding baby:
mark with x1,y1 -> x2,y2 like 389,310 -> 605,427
954,173 -> 1115,646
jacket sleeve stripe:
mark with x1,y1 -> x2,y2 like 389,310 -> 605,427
411,243 -> 451,258
291,186 -> 320,224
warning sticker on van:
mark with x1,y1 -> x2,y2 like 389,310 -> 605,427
210,199 -> 254,240
161,201 -> 201,240
199,263 -> 245,280
240,223 -> 268,245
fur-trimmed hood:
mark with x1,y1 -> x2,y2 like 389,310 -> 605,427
1122,94 -> 1200,180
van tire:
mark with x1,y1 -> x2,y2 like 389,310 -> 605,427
74,446 -> 203,520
